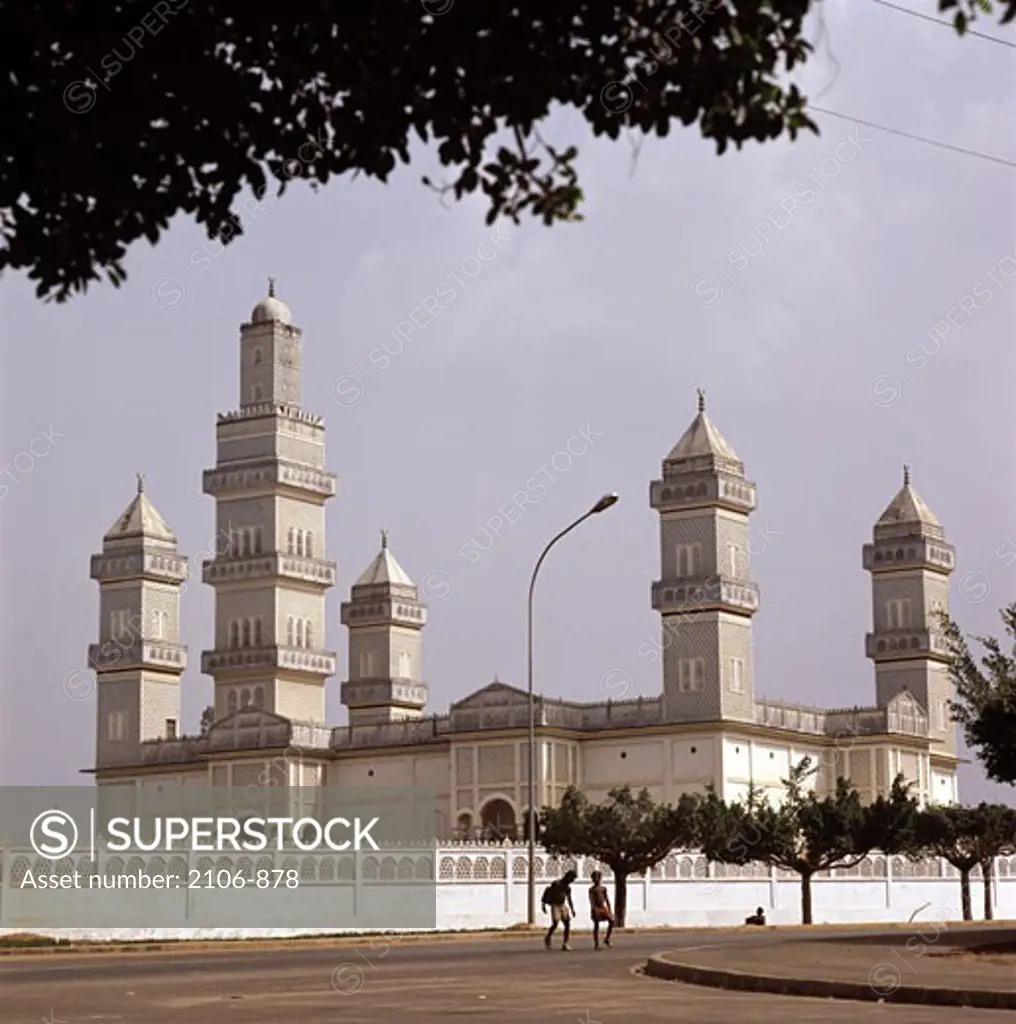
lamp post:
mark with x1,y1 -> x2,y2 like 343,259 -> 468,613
526,492 -> 619,925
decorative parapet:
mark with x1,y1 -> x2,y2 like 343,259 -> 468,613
201,646 -> 336,676
289,723 -> 334,749
651,473 -> 755,511
754,700 -> 827,735
580,697 -> 665,728
202,459 -> 337,499
865,630 -> 951,661
862,538 -> 955,573
652,577 -> 759,614
88,640 -> 187,673
91,549 -> 188,583
139,737 -> 208,764
202,553 -> 336,588
332,715 -> 451,749
824,705 -> 928,738
340,680 -> 428,709
217,403 -> 323,428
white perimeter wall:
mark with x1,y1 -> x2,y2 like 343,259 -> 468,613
1,844 -> 1011,941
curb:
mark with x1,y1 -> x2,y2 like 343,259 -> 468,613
644,952 -> 1016,1010
2,919 -> 1011,960
0,929 -> 542,958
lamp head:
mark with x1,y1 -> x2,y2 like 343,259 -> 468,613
590,493 -> 619,515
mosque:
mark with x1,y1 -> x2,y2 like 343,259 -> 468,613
85,283 -> 960,837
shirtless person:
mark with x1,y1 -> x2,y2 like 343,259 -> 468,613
542,870 -> 577,951
588,871 -> 614,950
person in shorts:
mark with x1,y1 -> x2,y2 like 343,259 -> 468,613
541,869 -> 577,950
588,870 -> 614,949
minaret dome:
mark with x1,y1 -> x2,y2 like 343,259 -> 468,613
250,277 -> 292,325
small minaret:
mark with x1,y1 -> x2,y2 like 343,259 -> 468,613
89,475 -> 188,769
649,390 -> 760,723
239,276 -> 303,408
340,530 -> 428,726
864,466 -> 957,755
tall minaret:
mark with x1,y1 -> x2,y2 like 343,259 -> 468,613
201,281 -> 338,724
89,475 -> 188,768
649,390 -> 760,722
340,530 -> 428,726
864,466 -> 957,755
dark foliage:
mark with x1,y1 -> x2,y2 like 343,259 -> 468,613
940,604 -> 1016,785
2,0 -> 1011,300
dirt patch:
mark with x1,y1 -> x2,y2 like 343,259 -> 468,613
933,939 -> 1016,965
0,933 -> 68,947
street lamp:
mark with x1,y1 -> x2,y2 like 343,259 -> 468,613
526,492 -> 619,924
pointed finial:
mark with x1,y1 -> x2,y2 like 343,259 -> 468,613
267,276 -> 276,298
380,527 -> 388,549
903,464 -> 910,487
697,387 -> 706,413
136,472 -> 145,495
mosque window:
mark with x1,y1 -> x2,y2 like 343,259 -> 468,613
227,691 -> 238,714
106,710 -> 128,741
110,609 -> 131,639
730,658 -> 744,693
886,599 -> 913,630
675,544 -> 700,578
677,658 -> 703,692
253,347 -> 263,365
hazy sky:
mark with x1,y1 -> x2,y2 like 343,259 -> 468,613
2,1 -> 1014,804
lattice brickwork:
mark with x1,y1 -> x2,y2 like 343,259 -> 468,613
477,744 -> 514,784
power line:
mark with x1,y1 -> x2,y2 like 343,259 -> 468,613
810,105 -> 1016,169
871,0 -> 1016,50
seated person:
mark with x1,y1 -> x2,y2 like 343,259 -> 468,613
744,906 -> 766,926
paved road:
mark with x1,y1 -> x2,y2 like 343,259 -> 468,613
2,930 -> 1014,1023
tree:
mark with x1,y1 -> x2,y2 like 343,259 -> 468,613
3,1 -> 1012,302
940,604 -> 1016,785
696,782 -> 772,871
199,705 -> 215,736
911,803 -> 1016,921
698,760 -> 919,924
539,785 -> 698,927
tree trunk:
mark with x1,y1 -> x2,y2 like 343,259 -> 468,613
959,868 -> 972,921
983,860 -> 994,921
613,872 -> 629,928
800,870 -> 814,925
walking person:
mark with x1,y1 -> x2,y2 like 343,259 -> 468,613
588,870 -> 614,950
541,869 -> 577,951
